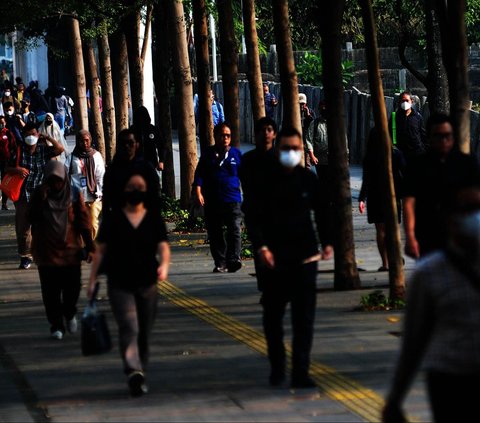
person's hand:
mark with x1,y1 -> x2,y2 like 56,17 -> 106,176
16,167 -> 29,178
86,281 -> 97,301
157,264 -> 169,281
321,245 -> 334,260
258,247 -> 275,269
157,162 -> 164,171
359,200 -> 366,214
196,192 -> 205,207
86,252 -> 94,264
405,236 -> 420,259
310,154 -> 318,166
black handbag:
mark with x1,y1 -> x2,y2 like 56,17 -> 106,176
81,284 -> 112,356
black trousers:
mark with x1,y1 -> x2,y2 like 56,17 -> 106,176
204,201 -> 242,268
427,371 -> 480,422
38,265 -> 81,334
260,261 -> 317,378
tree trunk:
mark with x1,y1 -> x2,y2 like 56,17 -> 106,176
168,0 -> 198,208
424,0 -> 450,115
216,0 -> 240,147
67,17 -> 88,131
192,0 -> 214,153
98,32 -> 116,164
272,0 -> 301,133
319,0 -> 361,290
360,0 -> 405,300
123,9 -> 144,110
84,40 -> 106,159
242,0 -> 265,122
110,30 -> 130,133
436,0 -> 470,152
152,0 -> 176,199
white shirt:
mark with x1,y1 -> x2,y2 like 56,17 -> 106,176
65,151 -> 105,203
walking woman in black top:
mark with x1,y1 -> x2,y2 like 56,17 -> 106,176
87,168 -> 170,396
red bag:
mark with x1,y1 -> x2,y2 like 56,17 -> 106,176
0,147 -> 27,202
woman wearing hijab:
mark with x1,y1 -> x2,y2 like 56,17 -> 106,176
38,112 -> 69,162
28,161 -> 95,340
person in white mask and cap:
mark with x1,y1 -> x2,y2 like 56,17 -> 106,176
243,126 -> 333,389
5,122 -> 64,269
389,90 -> 427,165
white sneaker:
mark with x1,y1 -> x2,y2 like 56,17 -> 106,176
51,330 -> 63,340
66,316 -> 78,334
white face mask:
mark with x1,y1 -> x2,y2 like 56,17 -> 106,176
279,150 -> 302,168
4,91 -> 10,97
6,109 -> 13,116
400,101 -> 412,111
24,135 -> 38,146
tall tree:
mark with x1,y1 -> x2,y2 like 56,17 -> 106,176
152,0 -> 175,198
98,30 -> 116,163
84,39 -> 106,159
192,0 -> 214,153
242,0 -> 265,122
110,30 -> 130,134
168,0 -> 198,208
271,0 -> 301,133
319,0 -> 361,290
216,0 -> 240,147
435,0 -> 470,152
360,0 -> 405,300
67,16 -> 88,131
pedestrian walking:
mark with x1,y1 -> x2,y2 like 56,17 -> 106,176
383,185 -> 480,423
263,83 -> 278,120
242,127 -> 333,388
6,122 -> 65,269
28,160 -> 94,340
193,122 -> 243,273
0,115 -> 17,210
65,130 -> 105,238
87,168 -> 170,397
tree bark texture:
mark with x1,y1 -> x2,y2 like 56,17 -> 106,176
319,0 -> 361,290
110,30 -> 130,134
123,9 -> 144,110
242,0 -> 265,123
84,40 -> 106,160
152,1 -> 176,199
217,0 -> 241,147
360,0 -> 405,300
98,32 -> 116,164
192,0 -> 214,153
424,0 -> 450,115
168,0 -> 198,208
67,17 -> 88,131
272,0 -> 301,133
436,0 -> 470,152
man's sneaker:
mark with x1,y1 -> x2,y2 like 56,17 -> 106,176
67,316 -> 78,334
51,330 -> 63,340
227,261 -> 242,273
213,266 -> 227,273
128,371 -> 148,397
18,257 -> 32,270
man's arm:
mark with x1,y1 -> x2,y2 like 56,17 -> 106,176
403,196 -> 420,258
42,134 -> 65,156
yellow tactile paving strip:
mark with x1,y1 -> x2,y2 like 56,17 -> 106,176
158,280 -> 385,421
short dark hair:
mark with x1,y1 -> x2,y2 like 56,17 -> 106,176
117,128 -> 137,144
426,113 -> 454,137
213,122 -> 231,138
254,117 -> 277,133
23,122 -> 38,133
277,126 -> 302,141
3,101 -> 13,109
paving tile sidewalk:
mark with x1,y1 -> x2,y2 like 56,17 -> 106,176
0,164 -> 433,422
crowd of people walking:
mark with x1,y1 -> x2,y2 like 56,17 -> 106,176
2,71 -> 480,416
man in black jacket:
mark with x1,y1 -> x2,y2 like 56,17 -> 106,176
243,126 -> 333,389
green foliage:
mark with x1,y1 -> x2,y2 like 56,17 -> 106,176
160,195 -> 205,233
241,230 -> 253,259
296,51 -> 354,88
359,289 -> 406,311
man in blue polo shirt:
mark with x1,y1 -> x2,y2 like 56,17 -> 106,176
193,122 -> 242,273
